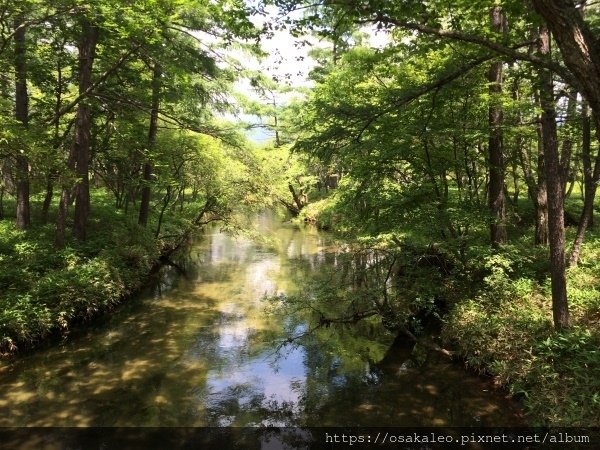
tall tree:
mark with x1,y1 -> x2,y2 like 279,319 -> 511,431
487,6 -> 507,246
13,12 -> 31,230
72,17 -> 99,241
534,110 -> 549,246
537,25 -> 569,328
138,62 -> 161,227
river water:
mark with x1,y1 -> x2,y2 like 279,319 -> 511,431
0,213 -> 523,428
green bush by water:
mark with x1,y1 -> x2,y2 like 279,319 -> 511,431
442,242 -> 600,426
305,193 -> 600,426
0,204 -> 163,355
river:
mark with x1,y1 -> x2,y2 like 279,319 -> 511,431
0,212 -> 523,429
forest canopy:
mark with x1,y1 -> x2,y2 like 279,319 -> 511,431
1,0 -> 600,427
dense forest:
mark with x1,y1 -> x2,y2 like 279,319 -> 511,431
1,0 -> 600,428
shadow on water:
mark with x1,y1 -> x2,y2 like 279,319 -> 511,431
0,211 -> 524,431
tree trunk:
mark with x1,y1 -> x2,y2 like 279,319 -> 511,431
516,81 -> 548,245
155,186 -> 172,238
41,176 -> 53,224
272,95 -> 281,147
0,186 -> 4,220
488,6 -> 507,247
55,188 -> 69,248
55,146 -> 76,248
560,91 -> 577,196
538,26 -> 570,329
535,108 -> 549,246
531,1 -> 600,130
535,144 -> 549,246
288,183 -> 305,212
581,106 -> 593,232
72,18 -> 99,241
138,63 -> 161,227
14,15 -> 30,230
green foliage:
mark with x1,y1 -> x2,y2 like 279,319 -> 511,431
443,235 -> 600,426
271,0 -> 600,428
297,196 -> 339,228
298,183 -> 600,427
0,194 -> 164,355
1,0 -> 600,429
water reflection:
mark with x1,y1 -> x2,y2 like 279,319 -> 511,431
0,212 -> 523,427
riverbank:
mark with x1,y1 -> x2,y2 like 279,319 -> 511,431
300,197 -> 600,427
0,193 -> 193,357
441,239 -> 600,426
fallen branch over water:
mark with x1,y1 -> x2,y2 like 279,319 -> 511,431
158,196 -> 226,259
396,325 -> 455,358
276,307 -> 454,359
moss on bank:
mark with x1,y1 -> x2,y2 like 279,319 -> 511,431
0,198 -> 187,357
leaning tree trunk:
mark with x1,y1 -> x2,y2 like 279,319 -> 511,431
488,6 -> 507,247
532,0 -> 600,266
14,15 -> 31,230
538,26 -> 570,329
138,63 -> 161,227
569,103 -> 600,267
72,18 -> 99,241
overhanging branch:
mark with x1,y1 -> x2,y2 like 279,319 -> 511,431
363,12 -> 579,88
47,43 -> 142,125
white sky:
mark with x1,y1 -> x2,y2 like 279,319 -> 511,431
222,5 -> 391,141
246,5 -> 390,91
248,5 -> 318,88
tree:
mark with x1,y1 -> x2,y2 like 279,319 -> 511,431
271,0 -> 594,329
138,63 -> 161,228
13,11 -> 31,230
487,6 -> 507,246
537,25 -> 569,328
71,16 -> 99,241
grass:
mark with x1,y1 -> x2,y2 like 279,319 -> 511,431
441,231 -> 600,426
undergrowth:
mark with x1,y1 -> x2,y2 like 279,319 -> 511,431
442,237 -> 600,426
0,193 -> 171,356
308,192 -> 600,426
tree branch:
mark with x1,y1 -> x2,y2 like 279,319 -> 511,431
47,43 -> 141,125
352,53 -> 495,142
0,6 -> 79,56
347,9 -> 579,89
